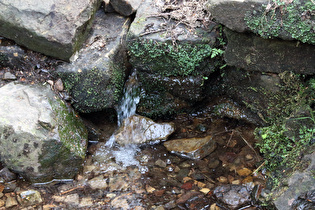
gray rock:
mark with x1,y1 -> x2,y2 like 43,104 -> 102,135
110,0 -> 141,16
163,135 -> 217,159
114,115 -> 175,145
19,190 -> 42,207
0,0 -> 100,61
56,10 -> 131,113
2,72 -> 16,80
214,184 -> 251,209
127,0 -> 220,118
207,0 -> 267,33
224,28 -> 315,75
5,195 -> 18,208
88,175 -> 108,189
273,152 -> 315,210
0,167 -> 16,182
0,83 -> 88,183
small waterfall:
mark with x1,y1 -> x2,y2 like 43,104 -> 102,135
105,70 -> 140,147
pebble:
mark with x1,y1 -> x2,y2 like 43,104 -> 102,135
109,176 -> 129,192
0,168 -> 16,182
237,168 -> 252,177
210,203 -> 220,210
79,196 -> 93,207
0,199 -> 4,207
155,159 -> 167,168
5,194 -> 18,208
19,190 -> 42,206
200,188 -> 211,194
217,176 -> 228,183
208,159 -> 220,169
2,72 -> 16,80
64,194 -> 79,205
88,175 -> 108,190
145,185 -> 156,193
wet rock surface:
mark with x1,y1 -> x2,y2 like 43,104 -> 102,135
114,115 -> 175,145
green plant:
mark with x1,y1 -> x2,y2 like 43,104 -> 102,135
245,0 -> 315,44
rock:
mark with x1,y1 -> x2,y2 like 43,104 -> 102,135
155,159 -> 167,168
214,184 -> 251,209
103,0 -> 115,13
110,0 -> 141,16
224,28 -> 315,75
272,152 -> 315,210
63,194 -> 79,205
110,193 -> 132,209
79,196 -> 93,207
88,175 -> 108,190
236,168 -> 252,177
0,0 -> 100,61
56,10 -> 131,113
207,0 -> 267,33
163,136 -> 217,159
109,175 -> 129,191
5,194 -> 18,208
19,190 -> 42,206
114,115 -> 175,145
0,168 -> 16,182
291,190 -> 315,210
0,199 -> 4,207
0,83 -> 88,183
127,0 -> 220,118
2,72 -> 16,80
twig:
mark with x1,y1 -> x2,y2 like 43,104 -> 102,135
240,134 -> 261,161
226,129 -> 235,147
60,186 -> 84,195
252,161 -> 266,175
139,29 -> 167,37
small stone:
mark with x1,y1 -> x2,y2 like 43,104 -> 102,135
196,181 -> 206,188
52,195 -> 65,203
164,135 -> 217,159
64,194 -> 79,205
210,203 -> 220,210
106,193 -> 116,199
54,78 -> 64,91
200,188 -> 211,194
5,195 -> 18,208
208,159 -> 220,169
174,166 -> 180,173
232,180 -> 241,185
88,175 -> 108,190
0,168 -> 16,182
217,176 -> 228,183
183,177 -> 193,183
245,154 -> 253,160
0,199 -> 4,207
111,195 -> 129,209
0,192 -> 3,198
181,181 -> 193,190
2,72 -> 16,80
237,168 -> 252,177
109,176 -> 129,192
145,185 -> 155,193
242,176 -> 253,184
79,196 -> 93,207
19,190 -> 42,206
153,189 -> 165,197
155,159 -> 167,168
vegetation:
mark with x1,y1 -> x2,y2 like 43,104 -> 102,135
245,0 -> 315,44
255,74 -> 315,188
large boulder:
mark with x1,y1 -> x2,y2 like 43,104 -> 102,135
56,10 -> 131,113
208,0 -> 315,45
0,0 -> 100,61
207,0 -> 266,33
0,83 -> 88,183
127,0 -> 221,118
224,28 -> 315,75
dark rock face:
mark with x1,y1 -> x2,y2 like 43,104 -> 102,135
110,0 -> 141,16
0,0 -> 100,61
56,10 -> 131,113
224,28 -> 315,75
0,83 -> 88,183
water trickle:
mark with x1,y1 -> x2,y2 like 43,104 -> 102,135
105,70 -> 140,148
94,70 -> 146,172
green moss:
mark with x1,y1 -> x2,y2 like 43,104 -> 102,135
128,38 -> 223,77
49,98 -> 87,158
60,66 -> 124,113
245,0 -> 315,44
254,73 -> 315,189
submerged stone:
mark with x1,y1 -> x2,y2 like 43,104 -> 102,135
19,190 -> 42,207
0,83 -> 88,183
114,115 -> 175,145
163,136 -> 217,159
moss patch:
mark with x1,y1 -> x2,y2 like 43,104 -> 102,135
245,0 -> 315,44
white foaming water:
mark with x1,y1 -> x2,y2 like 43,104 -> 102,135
105,70 -> 140,148
98,70 -> 147,172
